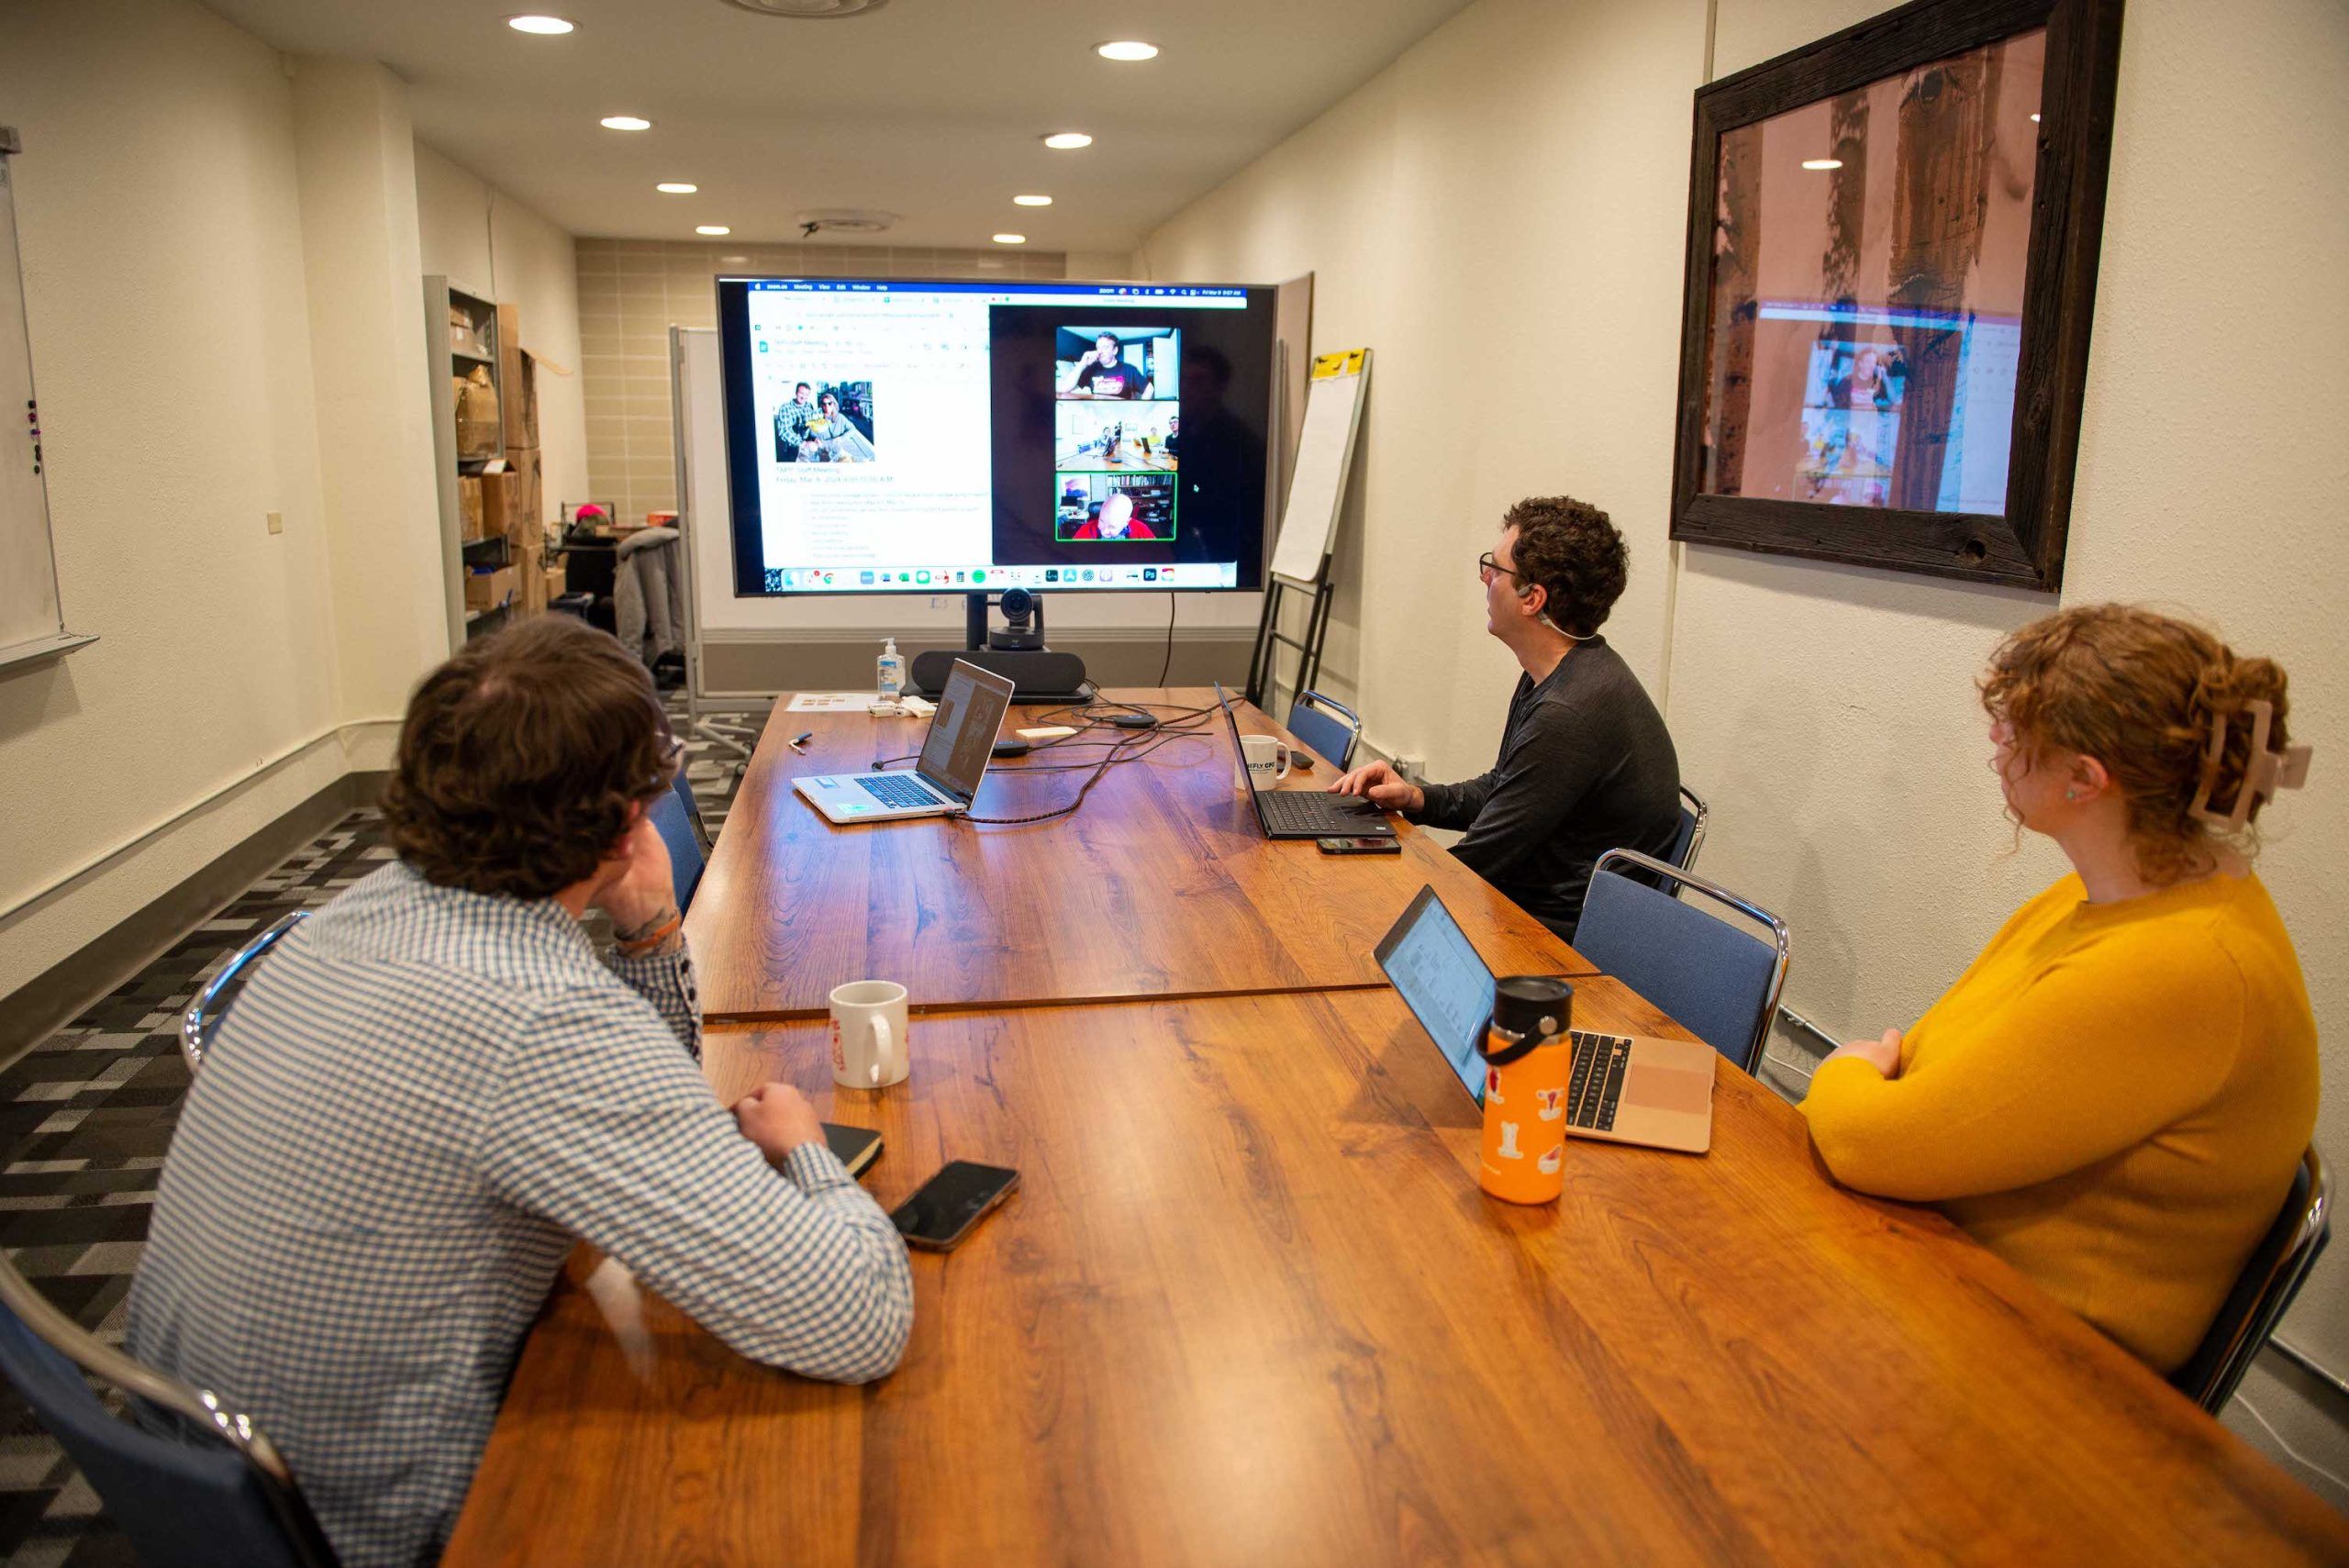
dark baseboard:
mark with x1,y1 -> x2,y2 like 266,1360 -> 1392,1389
0,771 -> 389,1067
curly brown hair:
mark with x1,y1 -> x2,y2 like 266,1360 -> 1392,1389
382,617 -> 677,898
1500,496 -> 1629,639
1980,604 -> 2292,886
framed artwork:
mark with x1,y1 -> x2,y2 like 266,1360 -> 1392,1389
1669,0 -> 2124,589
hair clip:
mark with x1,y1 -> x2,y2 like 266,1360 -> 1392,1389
2189,698 -> 2312,828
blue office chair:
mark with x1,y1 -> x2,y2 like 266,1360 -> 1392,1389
650,776 -> 708,914
180,910 -> 308,1074
0,1250 -> 340,1567
2172,1146 -> 2331,1415
1286,690 -> 1362,771
1664,784 -> 1709,873
1572,848 -> 1789,1074
668,768 -> 713,853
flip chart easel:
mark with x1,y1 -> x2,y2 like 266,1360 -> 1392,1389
1248,348 -> 1368,712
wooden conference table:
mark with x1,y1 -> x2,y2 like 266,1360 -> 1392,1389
445,692 -> 2347,1565
685,688 -> 1592,1020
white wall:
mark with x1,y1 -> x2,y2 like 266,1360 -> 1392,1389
290,58 -> 451,724
414,143 -> 589,531
0,0 -> 351,997
1142,0 -> 1709,776
1140,0 -> 2349,1499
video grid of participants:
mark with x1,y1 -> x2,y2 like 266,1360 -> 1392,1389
1054,326 -> 1180,541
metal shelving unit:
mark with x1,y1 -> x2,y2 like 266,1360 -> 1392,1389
424,276 -> 507,647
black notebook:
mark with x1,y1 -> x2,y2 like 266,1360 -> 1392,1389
822,1122 -> 883,1178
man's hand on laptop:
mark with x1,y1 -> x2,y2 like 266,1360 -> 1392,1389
1329,760 -> 1423,815
733,1083 -> 826,1164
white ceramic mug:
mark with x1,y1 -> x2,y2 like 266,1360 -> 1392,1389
829,980 -> 910,1089
1238,733 -> 1293,789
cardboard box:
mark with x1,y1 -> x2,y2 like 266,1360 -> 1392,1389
455,368 -> 501,459
517,539 -> 547,617
543,561 -> 566,602
496,304 -> 539,451
503,448 -> 542,539
480,471 -> 523,540
464,564 -> 518,613
457,475 -> 484,542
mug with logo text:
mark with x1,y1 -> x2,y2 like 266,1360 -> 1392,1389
829,980 -> 910,1090
1237,733 -> 1293,791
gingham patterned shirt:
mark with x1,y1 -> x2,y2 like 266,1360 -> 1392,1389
125,862 -> 914,1568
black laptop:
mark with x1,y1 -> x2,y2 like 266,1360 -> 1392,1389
1213,681 -> 1397,840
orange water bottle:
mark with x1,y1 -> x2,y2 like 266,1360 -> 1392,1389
1478,976 -> 1574,1205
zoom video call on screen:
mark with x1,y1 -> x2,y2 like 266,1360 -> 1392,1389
716,277 -> 1275,596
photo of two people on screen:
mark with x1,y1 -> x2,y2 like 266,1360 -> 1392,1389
771,378 -> 876,462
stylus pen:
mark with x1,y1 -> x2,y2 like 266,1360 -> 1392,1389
788,731 -> 813,751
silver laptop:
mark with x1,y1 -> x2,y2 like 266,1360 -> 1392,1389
1375,884 -> 1715,1154
793,661 -> 1015,824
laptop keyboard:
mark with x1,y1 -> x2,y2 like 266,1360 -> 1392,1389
857,773 -> 947,810
1565,1031 -> 1631,1132
1257,789 -> 1384,835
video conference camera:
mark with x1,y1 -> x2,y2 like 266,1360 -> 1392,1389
909,587 -> 1089,702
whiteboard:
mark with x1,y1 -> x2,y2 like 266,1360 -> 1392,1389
0,139 -> 72,663
1267,350 -> 1370,586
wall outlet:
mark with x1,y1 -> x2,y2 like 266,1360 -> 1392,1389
265,510 -> 284,535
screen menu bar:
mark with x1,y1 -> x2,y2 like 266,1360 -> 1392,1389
763,562 -> 1237,593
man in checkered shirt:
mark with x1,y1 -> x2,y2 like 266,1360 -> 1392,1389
127,618 -> 913,1567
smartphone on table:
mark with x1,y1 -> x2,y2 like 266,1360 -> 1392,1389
891,1161 -> 1019,1251
1317,836 -> 1402,855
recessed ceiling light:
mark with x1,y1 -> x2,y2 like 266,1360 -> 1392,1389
1096,40 -> 1158,61
1042,132 -> 1093,150
1013,194 -> 1052,207
1800,158 -> 1843,171
696,226 -> 731,236
507,15 -> 574,34
600,115 -> 652,131
993,233 -> 1027,245
656,182 -> 699,194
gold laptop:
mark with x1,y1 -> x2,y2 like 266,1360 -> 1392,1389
1373,884 -> 1714,1155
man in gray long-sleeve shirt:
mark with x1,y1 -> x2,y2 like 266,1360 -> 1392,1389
1332,496 -> 1679,941
127,618 -> 912,1568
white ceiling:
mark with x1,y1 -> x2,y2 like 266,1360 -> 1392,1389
201,0 -> 1476,251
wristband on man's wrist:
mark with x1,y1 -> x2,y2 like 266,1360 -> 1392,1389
615,905 -> 683,956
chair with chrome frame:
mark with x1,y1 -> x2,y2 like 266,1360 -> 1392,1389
180,911 -> 309,1074
1571,848 -> 1789,1074
1286,690 -> 1362,772
0,1248 -> 340,1567
1664,784 -> 1709,873
2171,1146 -> 2331,1416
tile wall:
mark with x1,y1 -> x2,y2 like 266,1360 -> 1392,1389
577,239 -> 1067,526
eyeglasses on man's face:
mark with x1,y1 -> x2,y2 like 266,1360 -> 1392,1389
1477,550 -> 1524,585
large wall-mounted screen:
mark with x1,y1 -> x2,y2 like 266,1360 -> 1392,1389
716,277 -> 1275,595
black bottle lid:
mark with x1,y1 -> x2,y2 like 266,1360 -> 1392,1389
1488,976 -> 1574,1055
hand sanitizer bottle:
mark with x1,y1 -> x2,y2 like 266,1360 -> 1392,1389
876,637 -> 905,703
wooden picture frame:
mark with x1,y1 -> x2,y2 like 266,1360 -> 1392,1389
1669,0 -> 2124,590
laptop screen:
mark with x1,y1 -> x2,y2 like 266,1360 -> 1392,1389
916,661 -> 1015,801
1375,885 -> 1497,1105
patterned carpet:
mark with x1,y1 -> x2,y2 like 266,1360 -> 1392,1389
0,719 -> 746,1567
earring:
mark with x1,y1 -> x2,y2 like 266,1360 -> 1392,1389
2065,788 -> 2079,802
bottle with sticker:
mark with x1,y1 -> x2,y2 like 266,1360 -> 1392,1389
875,637 -> 904,703
1478,975 -> 1575,1205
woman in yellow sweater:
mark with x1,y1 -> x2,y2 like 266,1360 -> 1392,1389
1802,605 -> 2318,1373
